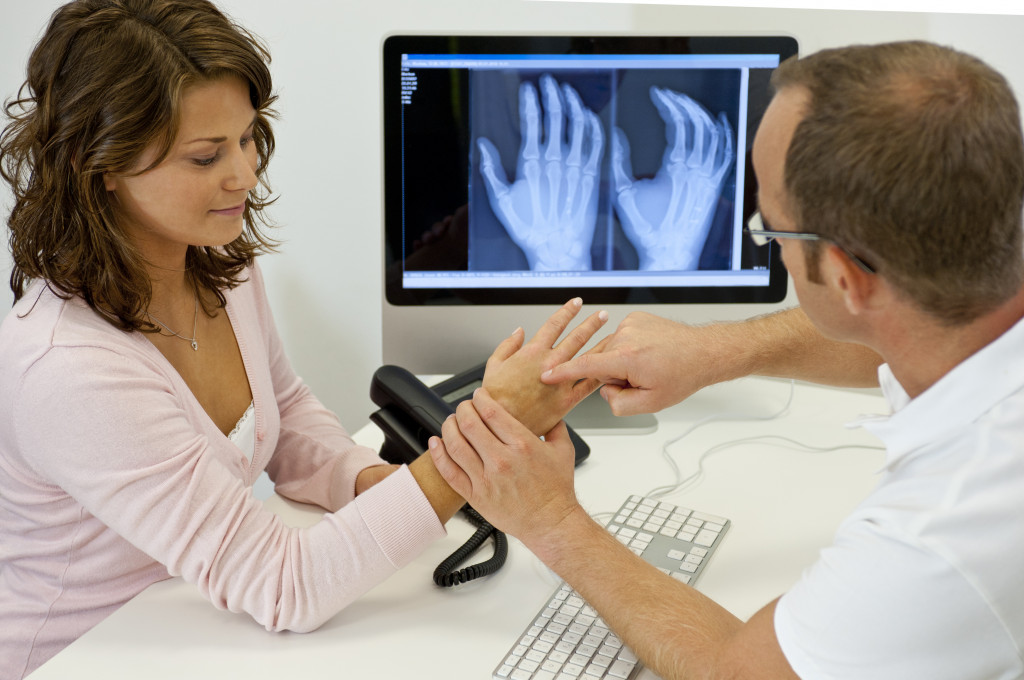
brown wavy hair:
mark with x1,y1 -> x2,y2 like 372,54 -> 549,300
772,41 -> 1024,325
0,0 -> 279,331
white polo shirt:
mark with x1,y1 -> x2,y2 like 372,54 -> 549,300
774,315 -> 1024,680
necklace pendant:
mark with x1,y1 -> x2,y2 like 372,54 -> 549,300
191,339 -> 199,351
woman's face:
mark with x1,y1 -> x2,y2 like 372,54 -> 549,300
104,75 -> 259,264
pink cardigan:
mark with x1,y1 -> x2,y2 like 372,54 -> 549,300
0,264 -> 446,678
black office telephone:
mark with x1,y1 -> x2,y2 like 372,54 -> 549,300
369,362 -> 590,587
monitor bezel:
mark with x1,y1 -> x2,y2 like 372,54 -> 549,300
382,34 -> 798,307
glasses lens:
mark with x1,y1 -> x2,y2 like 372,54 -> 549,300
746,212 -> 770,247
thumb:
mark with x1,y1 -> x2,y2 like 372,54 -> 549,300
543,419 -> 572,447
490,326 -> 525,363
600,383 -> 653,417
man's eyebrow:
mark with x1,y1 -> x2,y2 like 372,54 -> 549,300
182,115 -> 257,145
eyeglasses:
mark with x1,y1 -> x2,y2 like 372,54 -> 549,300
744,211 -> 876,274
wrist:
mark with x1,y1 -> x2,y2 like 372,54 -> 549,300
483,384 -> 561,436
520,503 -> 597,567
355,463 -> 399,495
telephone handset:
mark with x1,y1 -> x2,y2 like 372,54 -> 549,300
368,363 -> 590,587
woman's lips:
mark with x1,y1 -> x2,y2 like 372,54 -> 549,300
211,204 -> 245,217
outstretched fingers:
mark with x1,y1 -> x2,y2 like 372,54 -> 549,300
551,309 -> 609,366
530,297 -> 584,348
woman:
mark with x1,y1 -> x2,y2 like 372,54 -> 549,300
0,2 -> 603,676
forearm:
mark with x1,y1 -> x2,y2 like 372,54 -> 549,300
717,307 -> 881,388
354,449 -> 464,525
407,452 -> 465,523
525,506 -> 745,680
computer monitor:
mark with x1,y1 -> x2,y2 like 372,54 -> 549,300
382,35 -> 798,430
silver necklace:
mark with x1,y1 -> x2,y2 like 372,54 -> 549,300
148,293 -> 199,351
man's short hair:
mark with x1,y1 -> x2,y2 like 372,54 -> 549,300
772,41 -> 1024,325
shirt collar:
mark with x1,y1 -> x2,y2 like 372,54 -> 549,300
858,314 -> 1024,467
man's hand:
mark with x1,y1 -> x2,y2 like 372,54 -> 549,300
612,87 -> 733,271
542,307 -> 887,417
429,387 -> 583,543
483,297 -> 609,435
477,74 -> 604,271
540,311 -> 732,415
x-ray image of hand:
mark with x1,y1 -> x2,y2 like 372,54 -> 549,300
477,74 -> 604,271
612,87 -> 734,270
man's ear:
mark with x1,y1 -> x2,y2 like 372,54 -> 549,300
823,244 -> 876,316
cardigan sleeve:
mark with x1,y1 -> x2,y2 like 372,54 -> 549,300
13,332 -> 444,634
250,270 -> 387,510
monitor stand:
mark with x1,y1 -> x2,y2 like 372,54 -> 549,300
565,391 -> 658,436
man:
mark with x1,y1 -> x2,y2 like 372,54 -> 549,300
429,41 -> 1024,679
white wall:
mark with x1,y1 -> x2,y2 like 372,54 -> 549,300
2,2 -> 1022,431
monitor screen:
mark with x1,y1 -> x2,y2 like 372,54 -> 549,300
381,35 -> 798,376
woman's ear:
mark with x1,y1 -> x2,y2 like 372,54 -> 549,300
103,173 -> 118,192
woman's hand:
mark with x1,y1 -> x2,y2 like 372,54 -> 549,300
482,298 -> 608,435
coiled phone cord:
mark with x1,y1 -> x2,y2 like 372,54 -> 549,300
433,506 -> 508,587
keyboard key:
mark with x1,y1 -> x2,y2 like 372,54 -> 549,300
694,529 -> 720,547
606,659 -> 636,678
692,511 -> 728,524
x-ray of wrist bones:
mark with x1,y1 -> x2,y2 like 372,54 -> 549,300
477,74 -> 604,271
476,74 -> 734,272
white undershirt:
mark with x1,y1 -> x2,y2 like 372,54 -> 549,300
227,401 -> 256,463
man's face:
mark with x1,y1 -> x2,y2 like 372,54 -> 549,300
751,87 -> 850,341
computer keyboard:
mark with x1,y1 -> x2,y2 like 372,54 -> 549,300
492,495 -> 731,680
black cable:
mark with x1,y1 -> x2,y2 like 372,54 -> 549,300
432,506 -> 508,587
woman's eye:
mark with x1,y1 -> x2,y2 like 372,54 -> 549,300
240,133 -> 255,148
193,153 -> 219,167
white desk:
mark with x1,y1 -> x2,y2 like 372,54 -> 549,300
32,377 -> 888,679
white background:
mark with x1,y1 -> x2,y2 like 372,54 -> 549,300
2,1 -> 1023,430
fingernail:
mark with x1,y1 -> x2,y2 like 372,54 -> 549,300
542,369 -> 553,379
572,297 -> 583,307
428,436 -> 439,450
599,310 -> 609,321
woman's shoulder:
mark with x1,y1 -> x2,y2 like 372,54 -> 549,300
1,280 -> 153,376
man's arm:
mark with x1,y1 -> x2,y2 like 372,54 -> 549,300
429,389 -> 798,680
543,306 -> 882,416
